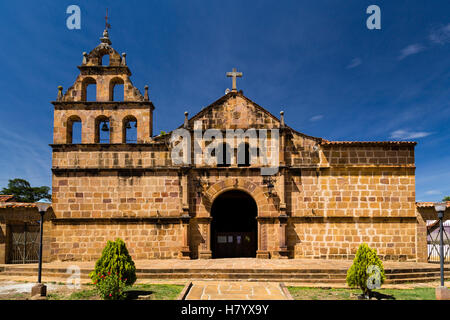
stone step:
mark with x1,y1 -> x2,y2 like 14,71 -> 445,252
386,272 -> 442,279
137,272 -> 347,279
0,270 -> 346,279
1,266 -> 448,284
2,270 -> 448,284
385,277 -> 443,284
385,267 -> 450,274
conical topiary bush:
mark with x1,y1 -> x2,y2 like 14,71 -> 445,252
346,243 -> 385,298
89,238 -> 137,286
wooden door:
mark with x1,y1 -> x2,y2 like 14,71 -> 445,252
214,231 -> 256,258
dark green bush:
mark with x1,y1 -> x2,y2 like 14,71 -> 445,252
346,243 -> 385,298
89,238 -> 137,287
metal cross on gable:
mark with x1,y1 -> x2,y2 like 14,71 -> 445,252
105,8 -> 111,31
226,68 -> 243,91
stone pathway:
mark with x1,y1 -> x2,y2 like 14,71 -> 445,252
185,281 -> 289,300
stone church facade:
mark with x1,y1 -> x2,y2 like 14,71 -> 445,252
43,29 -> 421,262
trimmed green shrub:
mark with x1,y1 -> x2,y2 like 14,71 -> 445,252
346,243 -> 385,298
89,238 -> 137,287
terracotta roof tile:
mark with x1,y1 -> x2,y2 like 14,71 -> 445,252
0,202 -> 36,209
321,140 -> 417,146
0,195 -> 15,202
416,201 -> 450,208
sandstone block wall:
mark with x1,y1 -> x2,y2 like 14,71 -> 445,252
288,218 -> 417,261
51,171 -> 182,219
49,221 -> 183,261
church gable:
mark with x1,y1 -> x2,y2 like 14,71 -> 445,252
188,91 -> 281,131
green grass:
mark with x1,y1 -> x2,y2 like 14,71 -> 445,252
287,286 -> 436,300
125,283 -> 185,300
45,283 -> 184,300
9,293 -> 27,300
47,293 -> 67,300
68,289 -> 98,300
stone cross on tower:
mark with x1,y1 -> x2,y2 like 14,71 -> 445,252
226,68 -> 243,92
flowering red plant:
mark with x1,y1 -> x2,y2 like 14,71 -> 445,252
93,272 -> 128,300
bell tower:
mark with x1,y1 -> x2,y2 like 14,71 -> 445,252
52,27 -> 154,144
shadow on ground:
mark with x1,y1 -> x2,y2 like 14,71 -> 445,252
125,290 -> 155,300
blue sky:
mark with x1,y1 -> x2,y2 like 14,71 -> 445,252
0,0 -> 449,201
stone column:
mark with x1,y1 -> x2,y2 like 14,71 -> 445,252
179,215 -> 191,259
198,218 -> 212,259
256,219 -> 270,259
277,214 -> 289,258
278,168 -> 286,211
84,116 -> 95,144
276,167 -> 288,258
279,111 -> 286,166
42,211 -> 53,263
179,169 -> 191,259
415,209 -> 428,263
109,115 -> 121,144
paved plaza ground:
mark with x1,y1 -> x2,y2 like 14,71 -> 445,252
1,258 -> 449,299
185,281 -> 290,300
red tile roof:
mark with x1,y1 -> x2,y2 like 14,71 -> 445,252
321,140 -> 417,146
416,201 -> 450,208
0,195 -> 15,202
0,202 -> 36,209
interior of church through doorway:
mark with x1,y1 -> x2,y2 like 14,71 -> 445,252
210,190 -> 258,258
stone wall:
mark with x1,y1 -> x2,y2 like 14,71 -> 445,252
51,171 -> 182,219
288,217 -> 417,261
289,167 -> 416,218
319,144 -> 415,166
52,144 -> 170,169
49,144 -> 418,261
284,163 -> 416,260
49,220 -> 183,261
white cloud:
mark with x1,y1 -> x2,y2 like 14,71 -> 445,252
390,129 -> 432,140
429,24 -> 450,44
346,58 -> 362,69
398,44 -> 426,60
425,190 -> 442,195
309,115 -> 323,122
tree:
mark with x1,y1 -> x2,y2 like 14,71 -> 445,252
443,196 -> 450,201
346,243 -> 385,299
1,178 -> 51,203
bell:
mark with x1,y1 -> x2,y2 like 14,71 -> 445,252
101,122 -> 109,132
125,122 -> 131,129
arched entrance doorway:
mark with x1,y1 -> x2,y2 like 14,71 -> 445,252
211,190 -> 257,258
